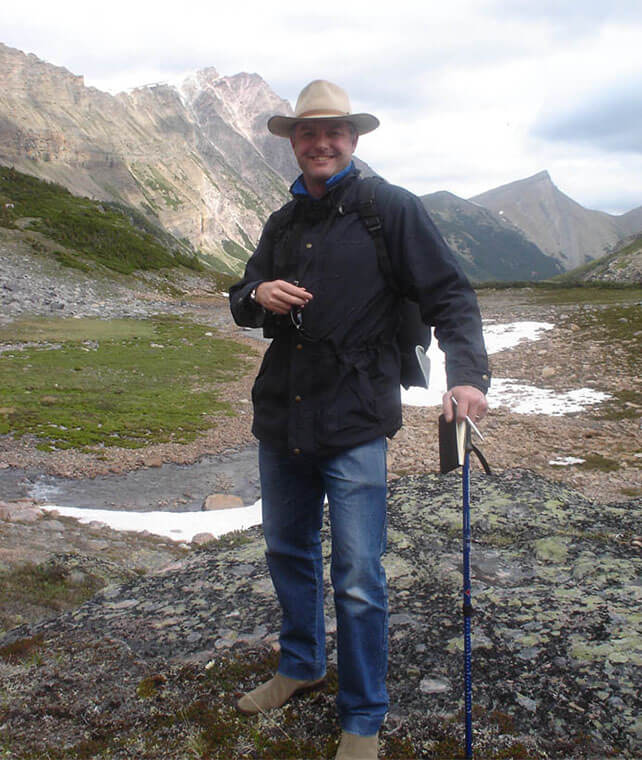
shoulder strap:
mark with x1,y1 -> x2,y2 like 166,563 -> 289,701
356,177 -> 400,295
267,199 -> 297,239
266,199 -> 299,278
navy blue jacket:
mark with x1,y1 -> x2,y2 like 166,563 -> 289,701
229,169 -> 490,457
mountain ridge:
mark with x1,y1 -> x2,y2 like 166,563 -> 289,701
1,41 -> 641,281
421,189 -> 562,281
469,171 -> 640,271
0,42 -> 292,275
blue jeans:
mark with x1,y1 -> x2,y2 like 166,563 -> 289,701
259,437 -> 389,737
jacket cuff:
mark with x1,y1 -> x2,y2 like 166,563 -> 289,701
447,366 -> 491,395
232,281 -> 266,327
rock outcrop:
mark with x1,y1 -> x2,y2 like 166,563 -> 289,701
1,470 -> 639,757
575,234 -> 642,284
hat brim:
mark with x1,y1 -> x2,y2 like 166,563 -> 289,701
267,112 -> 380,138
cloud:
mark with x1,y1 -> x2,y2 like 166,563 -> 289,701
485,0 -> 642,37
533,75 -> 642,154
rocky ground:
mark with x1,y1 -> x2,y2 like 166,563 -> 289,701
0,246 -> 641,757
1,471 -> 640,758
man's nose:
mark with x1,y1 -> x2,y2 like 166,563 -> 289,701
313,132 -> 330,148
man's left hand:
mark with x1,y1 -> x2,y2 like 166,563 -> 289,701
442,385 -> 488,424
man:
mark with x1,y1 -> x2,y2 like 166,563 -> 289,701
229,80 -> 489,760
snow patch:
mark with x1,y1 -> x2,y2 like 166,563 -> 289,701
549,457 -> 586,466
403,321 -> 610,415
42,500 -> 263,543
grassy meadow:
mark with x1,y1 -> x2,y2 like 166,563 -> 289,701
0,316 -> 256,452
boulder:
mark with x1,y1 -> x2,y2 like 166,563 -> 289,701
0,499 -> 44,523
201,494 -> 244,511
192,532 -> 215,545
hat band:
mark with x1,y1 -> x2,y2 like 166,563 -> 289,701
297,109 -> 349,119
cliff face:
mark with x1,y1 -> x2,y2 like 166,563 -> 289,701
0,43 -> 293,274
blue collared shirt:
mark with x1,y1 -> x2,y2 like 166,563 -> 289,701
291,161 -> 355,198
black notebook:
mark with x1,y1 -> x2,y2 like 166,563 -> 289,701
438,414 -> 468,474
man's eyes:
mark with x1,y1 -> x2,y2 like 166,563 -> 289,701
300,128 -> 346,138
301,129 -> 345,140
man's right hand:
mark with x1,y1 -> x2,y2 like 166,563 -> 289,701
254,280 -> 314,315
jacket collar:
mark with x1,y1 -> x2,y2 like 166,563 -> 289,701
290,162 -> 359,199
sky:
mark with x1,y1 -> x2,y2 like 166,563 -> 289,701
2,0 -> 641,214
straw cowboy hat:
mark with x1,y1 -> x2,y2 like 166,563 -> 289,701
268,80 -> 380,138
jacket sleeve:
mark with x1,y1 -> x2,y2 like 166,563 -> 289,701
228,216 -> 277,328
377,183 -> 491,393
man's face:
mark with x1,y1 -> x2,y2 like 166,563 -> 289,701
290,120 -> 358,197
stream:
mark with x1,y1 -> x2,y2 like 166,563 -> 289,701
0,445 -> 261,512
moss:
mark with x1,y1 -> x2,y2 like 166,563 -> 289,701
490,709 -> 516,734
63,737 -> 111,759
578,454 -> 620,472
196,530 -> 253,552
0,560 -> 104,634
137,673 -> 167,699
596,390 -> 642,421
495,743 -> 531,759
382,733 -> 418,758
204,647 -> 280,692
433,735 -> 466,758
181,698 -> 238,755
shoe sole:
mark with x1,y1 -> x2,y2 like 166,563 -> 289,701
236,678 -> 326,715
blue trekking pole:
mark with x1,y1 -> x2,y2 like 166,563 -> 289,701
458,406 -> 489,759
414,347 -> 489,759
462,423 -> 474,759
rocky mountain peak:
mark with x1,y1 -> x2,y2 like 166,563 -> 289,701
470,171 -> 624,269
195,67 -> 221,86
0,41 -> 295,275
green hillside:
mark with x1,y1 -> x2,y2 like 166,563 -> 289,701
0,166 -> 203,275
422,191 -> 562,283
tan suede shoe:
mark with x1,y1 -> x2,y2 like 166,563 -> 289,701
236,672 -> 325,715
335,730 -> 379,760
